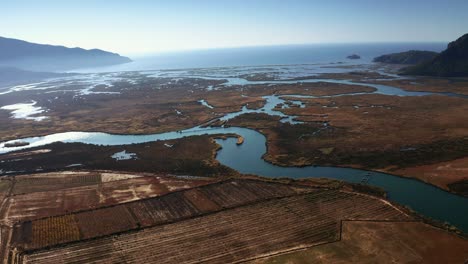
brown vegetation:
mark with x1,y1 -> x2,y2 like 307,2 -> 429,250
0,136 -> 237,178
243,82 -> 375,97
2,75 -> 468,197
371,78 -> 468,95
0,77 -> 263,141
389,157 -> 468,195
0,77 -> 374,142
225,93 -> 468,195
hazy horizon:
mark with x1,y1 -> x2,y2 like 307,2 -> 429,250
127,41 -> 451,58
2,0 -> 468,55
0,34 -> 450,58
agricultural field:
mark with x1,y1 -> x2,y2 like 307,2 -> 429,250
11,172 -> 102,195
1,174 -> 464,263
253,221 -> 468,264
10,179 -> 304,250
0,170 -> 217,263
1,171 -> 216,223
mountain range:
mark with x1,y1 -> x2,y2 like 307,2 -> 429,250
0,36 -> 131,72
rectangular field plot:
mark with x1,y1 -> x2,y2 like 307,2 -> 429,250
198,180 -> 299,208
28,215 -> 80,250
12,172 -> 102,195
183,189 -> 222,212
75,206 -> 138,239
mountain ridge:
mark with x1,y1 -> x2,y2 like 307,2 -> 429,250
0,36 -> 131,71
401,33 -> 468,77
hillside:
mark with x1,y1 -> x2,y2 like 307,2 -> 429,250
373,50 -> 438,65
401,33 -> 468,77
0,36 -> 131,71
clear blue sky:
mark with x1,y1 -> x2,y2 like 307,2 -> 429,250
1,0 -> 467,55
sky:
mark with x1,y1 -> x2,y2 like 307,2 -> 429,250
1,0 -> 468,55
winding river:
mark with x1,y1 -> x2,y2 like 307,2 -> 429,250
0,76 -> 467,232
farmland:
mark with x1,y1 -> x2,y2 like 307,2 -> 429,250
0,171 -> 464,263
11,179 -> 304,250
253,221 -> 468,264
0,170 -> 217,262
0,171 -> 216,223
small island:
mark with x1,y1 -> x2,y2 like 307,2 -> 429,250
347,54 -> 361,59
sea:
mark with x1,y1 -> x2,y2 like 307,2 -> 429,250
75,42 -> 447,73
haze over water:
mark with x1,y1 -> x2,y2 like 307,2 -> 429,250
75,42 -> 447,73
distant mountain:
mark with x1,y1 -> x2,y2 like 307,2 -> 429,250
401,33 -> 468,77
0,67 -> 73,89
373,50 -> 439,65
0,36 -> 131,71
